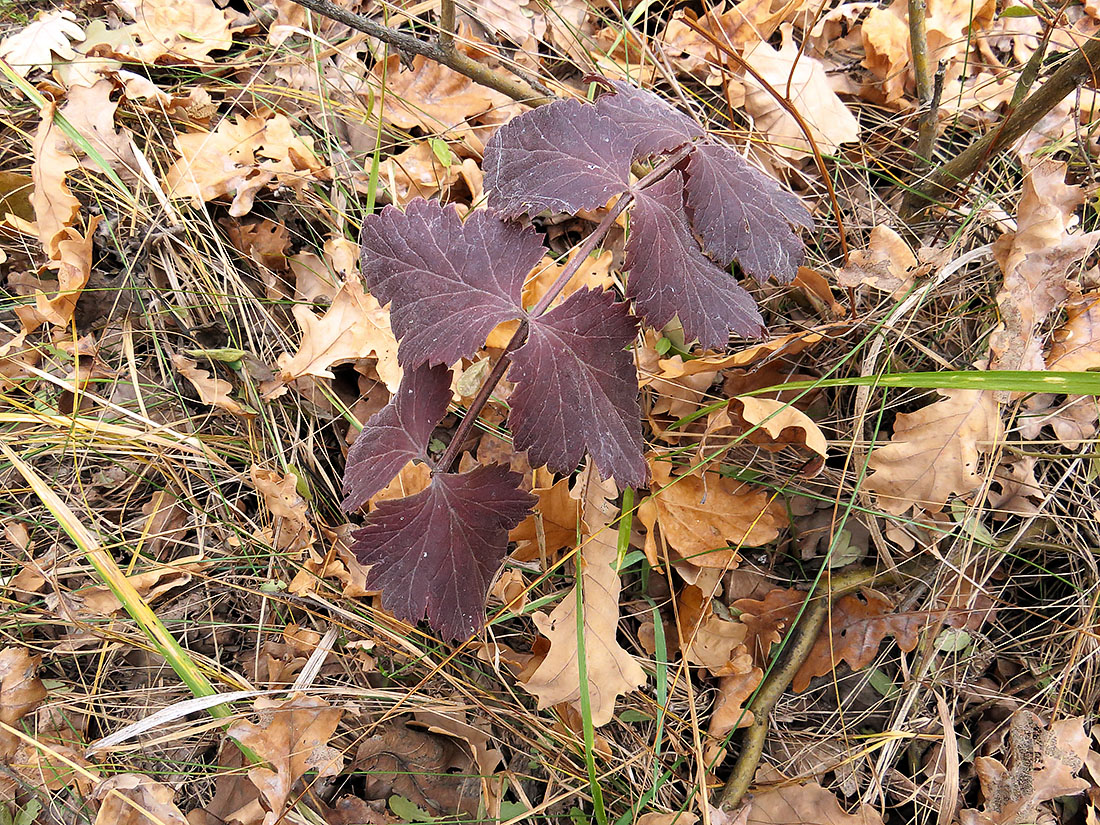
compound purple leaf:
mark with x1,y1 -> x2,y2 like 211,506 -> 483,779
508,288 -> 648,487
341,363 -> 452,511
593,79 -> 704,160
359,199 -> 545,367
351,465 -> 536,639
483,98 -> 634,218
626,170 -> 764,349
683,141 -> 813,284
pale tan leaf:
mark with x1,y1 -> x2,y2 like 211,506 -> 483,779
638,458 -> 784,567
130,0 -> 234,62
63,555 -> 208,617
835,226 -> 918,297
29,102 -> 81,258
742,25 -> 859,158
0,10 -> 84,78
522,462 -> 646,726
676,584 -> 752,675
861,8 -> 910,104
703,396 -> 828,474
250,466 -> 315,555
1046,292 -> 1100,373
93,774 -> 189,825
707,667 -> 764,758
864,390 -> 1003,515
16,217 -> 101,333
58,79 -> 137,179
509,476 -> 581,561
172,353 -> 253,417
747,766 -> 885,825
227,694 -> 343,825
0,647 -> 48,759
379,140 -> 462,205
277,275 -> 401,392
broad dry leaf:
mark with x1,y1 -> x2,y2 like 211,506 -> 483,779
509,475 -> 581,561
63,555 -> 208,617
58,79 -> 137,180
742,25 -> 860,158
130,0 -> 234,62
173,353 -> 252,416
523,462 -> 647,726
379,141 -> 463,205
676,584 -> 752,675
16,217 -> 101,332
662,2 -> 794,81
864,390 -> 1003,515
861,7 -> 911,104
708,667 -> 764,745
165,113 -> 329,217
472,0 -> 547,43
227,694 -> 343,825
250,465 -> 315,555
747,765 -> 885,825
792,588 -> 924,692
638,458 -> 785,567
0,10 -> 84,78
369,54 -> 511,133
702,396 -> 828,474
29,102 -> 81,258
277,274 -> 401,391
989,159 -> 1100,371
835,225 -> 918,297
93,774 -> 189,825
0,647 -> 48,758
1046,292 -> 1100,372
732,587 -> 804,662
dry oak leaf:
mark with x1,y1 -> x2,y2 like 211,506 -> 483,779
172,353 -> 253,416
92,774 -> 189,825
472,0 -> 548,44
864,389 -> 1003,515
835,225 -> 919,298
378,141 -> 463,205
861,7 -> 911,105
732,587 -> 804,662
747,765 -> 885,825
989,159 -> 1100,372
1046,292 -> 1100,373
509,475 -> 581,561
15,218 -> 101,333
0,647 -> 48,759
676,584 -> 753,675
227,694 -> 344,825
638,458 -> 784,568
702,396 -> 828,475
0,10 -> 84,78
28,101 -> 81,258
165,113 -> 329,217
250,465 -> 315,555
742,25 -> 860,158
523,462 -> 647,726
277,274 -> 402,392
129,0 -> 234,62
708,667 -> 764,748
64,555 -> 208,617
661,2 -> 792,82
369,54 -> 512,134
58,80 -> 138,181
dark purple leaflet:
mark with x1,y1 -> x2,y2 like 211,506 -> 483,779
593,79 -> 704,160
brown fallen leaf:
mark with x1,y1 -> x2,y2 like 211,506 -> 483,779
864,389 -> 1003,515
989,159 -> 1100,372
28,101 -> 81,258
702,396 -> 828,475
0,10 -> 84,78
250,465 -> 315,555
638,458 -> 785,568
676,584 -> 753,675
60,554 -> 208,617
861,7 -> 911,105
15,217 -> 101,332
509,475 -> 581,561
747,765 -> 885,825
835,225 -> 919,298
0,647 -> 48,759
172,353 -> 253,417
523,461 -> 647,726
378,140 -> 466,205
93,774 -> 189,825
277,274 -> 402,392
1047,292 -> 1100,373
129,0 -> 234,62
708,667 -> 764,746
742,25 -> 860,158
226,694 -> 344,825
732,587 -> 805,662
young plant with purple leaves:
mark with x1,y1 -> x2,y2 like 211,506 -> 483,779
342,79 -> 814,639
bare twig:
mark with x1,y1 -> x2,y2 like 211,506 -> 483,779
907,34 -> 1100,209
291,0 -> 555,105
909,0 -> 935,169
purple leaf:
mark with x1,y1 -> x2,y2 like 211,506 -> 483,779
359,199 -> 545,367
351,465 -> 536,639
508,289 -> 648,487
594,79 -> 704,160
683,141 -> 813,284
483,99 -> 633,218
341,363 -> 452,511
626,170 -> 764,348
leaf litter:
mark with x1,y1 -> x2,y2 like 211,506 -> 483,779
1,0 -> 1099,823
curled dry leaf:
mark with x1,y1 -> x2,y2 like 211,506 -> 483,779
708,667 -> 764,753
28,102 -> 81,258
834,225 -> 919,298
92,774 -> 189,825
16,218 -> 101,333
638,458 -> 785,568
172,353 -> 253,417
250,465 -> 315,555
61,555 -> 208,617
523,462 -> 647,726
0,647 -> 48,759
1046,292 -> 1100,373
864,390 -> 1003,515
676,584 -> 752,675
277,274 -> 402,392
226,694 -> 344,825
702,396 -> 828,475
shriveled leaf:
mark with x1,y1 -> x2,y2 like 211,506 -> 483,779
834,225 -> 919,298
864,389 -> 1003,515
708,668 -> 764,744
523,463 -> 646,725
92,774 -> 189,825
732,588 -> 805,662
593,79 -> 704,159
627,170 -> 764,348
0,647 -> 48,759
351,466 -> 536,638
0,10 -> 84,78
483,98 -> 633,218
130,0 -> 234,62
342,364 -> 452,510
703,396 -> 828,474
509,289 -> 647,486
1047,292 -> 1100,372
29,102 -> 81,259
227,694 -> 344,825
683,141 -> 812,283
637,458 -> 784,567
358,200 -> 544,367
250,466 -> 314,555
172,353 -> 252,417
676,584 -> 752,675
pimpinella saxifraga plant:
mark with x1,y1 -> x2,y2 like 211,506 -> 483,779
341,79 -> 814,639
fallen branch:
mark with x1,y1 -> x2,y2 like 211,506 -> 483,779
291,0 -> 555,106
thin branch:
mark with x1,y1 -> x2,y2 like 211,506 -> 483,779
908,0 -> 935,169
291,0 -> 555,105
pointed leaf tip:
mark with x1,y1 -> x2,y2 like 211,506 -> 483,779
351,465 -> 536,639
593,79 -> 704,160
